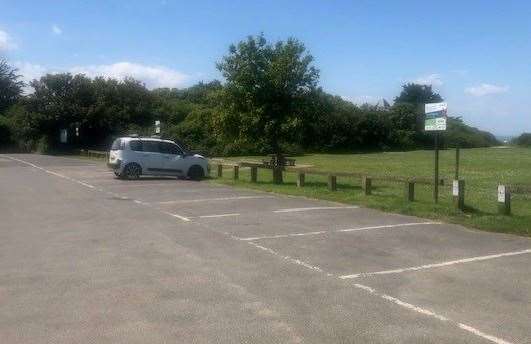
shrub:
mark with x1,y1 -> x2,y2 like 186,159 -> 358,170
513,133 -> 531,147
36,136 -> 51,154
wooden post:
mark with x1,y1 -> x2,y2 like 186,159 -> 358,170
217,164 -> 223,178
452,179 -> 465,211
297,172 -> 305,187
233,165 -> 239,180
273,167 -> 283,184
497,185 -> 511,215
362,176 -> 372,195
405,181 -> 415,202
250,166 -> 258,183
328,175 -> 337,191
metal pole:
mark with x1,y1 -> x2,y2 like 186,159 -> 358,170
455,146 -> 460,180
434,132 -> 439,203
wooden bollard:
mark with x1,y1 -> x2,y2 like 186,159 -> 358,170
405,181 -> 415,202
497,185 -> 511,215
217,164 -> 223,177
297,172 -> 305,187
362,176 -> 372,195
250,167 -> 258,183
452,179 -> 465,211
328,175 -> 337,191
233,165 -> 239,180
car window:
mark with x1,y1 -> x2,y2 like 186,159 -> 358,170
160,142 -> 182,155
129,140 -> 143,152
111,138 -> 123,150
142,141 -> 161,153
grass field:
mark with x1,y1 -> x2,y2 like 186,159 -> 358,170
210,147 -> 531,237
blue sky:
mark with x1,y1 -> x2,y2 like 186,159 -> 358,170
1,0 -> 530,136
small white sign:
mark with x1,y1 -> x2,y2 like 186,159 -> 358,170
155,120 -> 161,134
453,180 -> 459,196
425,102 -> 447,114
498,185 -> 506,203
60,129 -> 68,143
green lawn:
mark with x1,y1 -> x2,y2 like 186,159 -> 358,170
210,147 -> 531,237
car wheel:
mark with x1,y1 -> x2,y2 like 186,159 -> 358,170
123,163 -> 141,180
187,165 -> 204,181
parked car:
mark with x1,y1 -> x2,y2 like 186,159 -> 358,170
107,136 -> 208,180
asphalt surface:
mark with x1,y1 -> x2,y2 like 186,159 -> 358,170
1,154 -> 530,344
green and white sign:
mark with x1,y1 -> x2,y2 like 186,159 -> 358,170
425,102 -> 447,131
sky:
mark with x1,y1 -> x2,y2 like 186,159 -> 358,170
1,0 -> 530,136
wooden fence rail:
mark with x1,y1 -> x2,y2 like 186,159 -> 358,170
213,160 -> 446,186
80,149 -> 109,159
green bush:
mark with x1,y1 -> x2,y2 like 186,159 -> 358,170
513,133 -> 531,147
36,136 -> 51,154
0,115 -> 13,148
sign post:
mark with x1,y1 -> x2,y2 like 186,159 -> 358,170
497,185 -> 511,215
425,102 -> 447,203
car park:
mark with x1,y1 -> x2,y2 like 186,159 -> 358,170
107,136 -> 208,180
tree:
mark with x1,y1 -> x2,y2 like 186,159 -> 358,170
393,83 -> 444,143
394,83 -> 443,107
216,34 -> 319,181
0,59 -> 24,114
513,133 -> 531,147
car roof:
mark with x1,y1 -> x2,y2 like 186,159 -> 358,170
119,136 -> 175,143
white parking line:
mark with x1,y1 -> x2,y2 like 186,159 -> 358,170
458,323 -> 513,344
157,195 -> 274,204
161,211 -> 191,222
246,240 -> 515,344
237,231 -> 328,241
248,241 -> 324,273
273,206 -> 359,213
338,222 -> 440,232
198,213 -> 241,218
339,248 -> 531,279
236,222 -> 439,241
7,156 -> 191,223
6,156 -> 96,189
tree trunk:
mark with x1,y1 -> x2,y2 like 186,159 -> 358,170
273,166 -> 283,184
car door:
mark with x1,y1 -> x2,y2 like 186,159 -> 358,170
141,140 -> 166,174
159,142 -> 185,176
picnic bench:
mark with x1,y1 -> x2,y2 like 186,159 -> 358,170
262,155 -> 296,168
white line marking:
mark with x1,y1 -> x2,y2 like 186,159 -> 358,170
458,323 -> 513,344
338,222 -> 440,233
162,211 -> 191,222
6,156 -> 96,189
237,231 -> 328,241
339,248 -> 531,279
198,213 -> 241,218
6,156 -> 192,223
273,206 -> 359,213
380,294 -> 448,321
236,222 -> 439,241
157,195 -> 274,204
248,242 -> 324,273
247,240 -> 515,344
